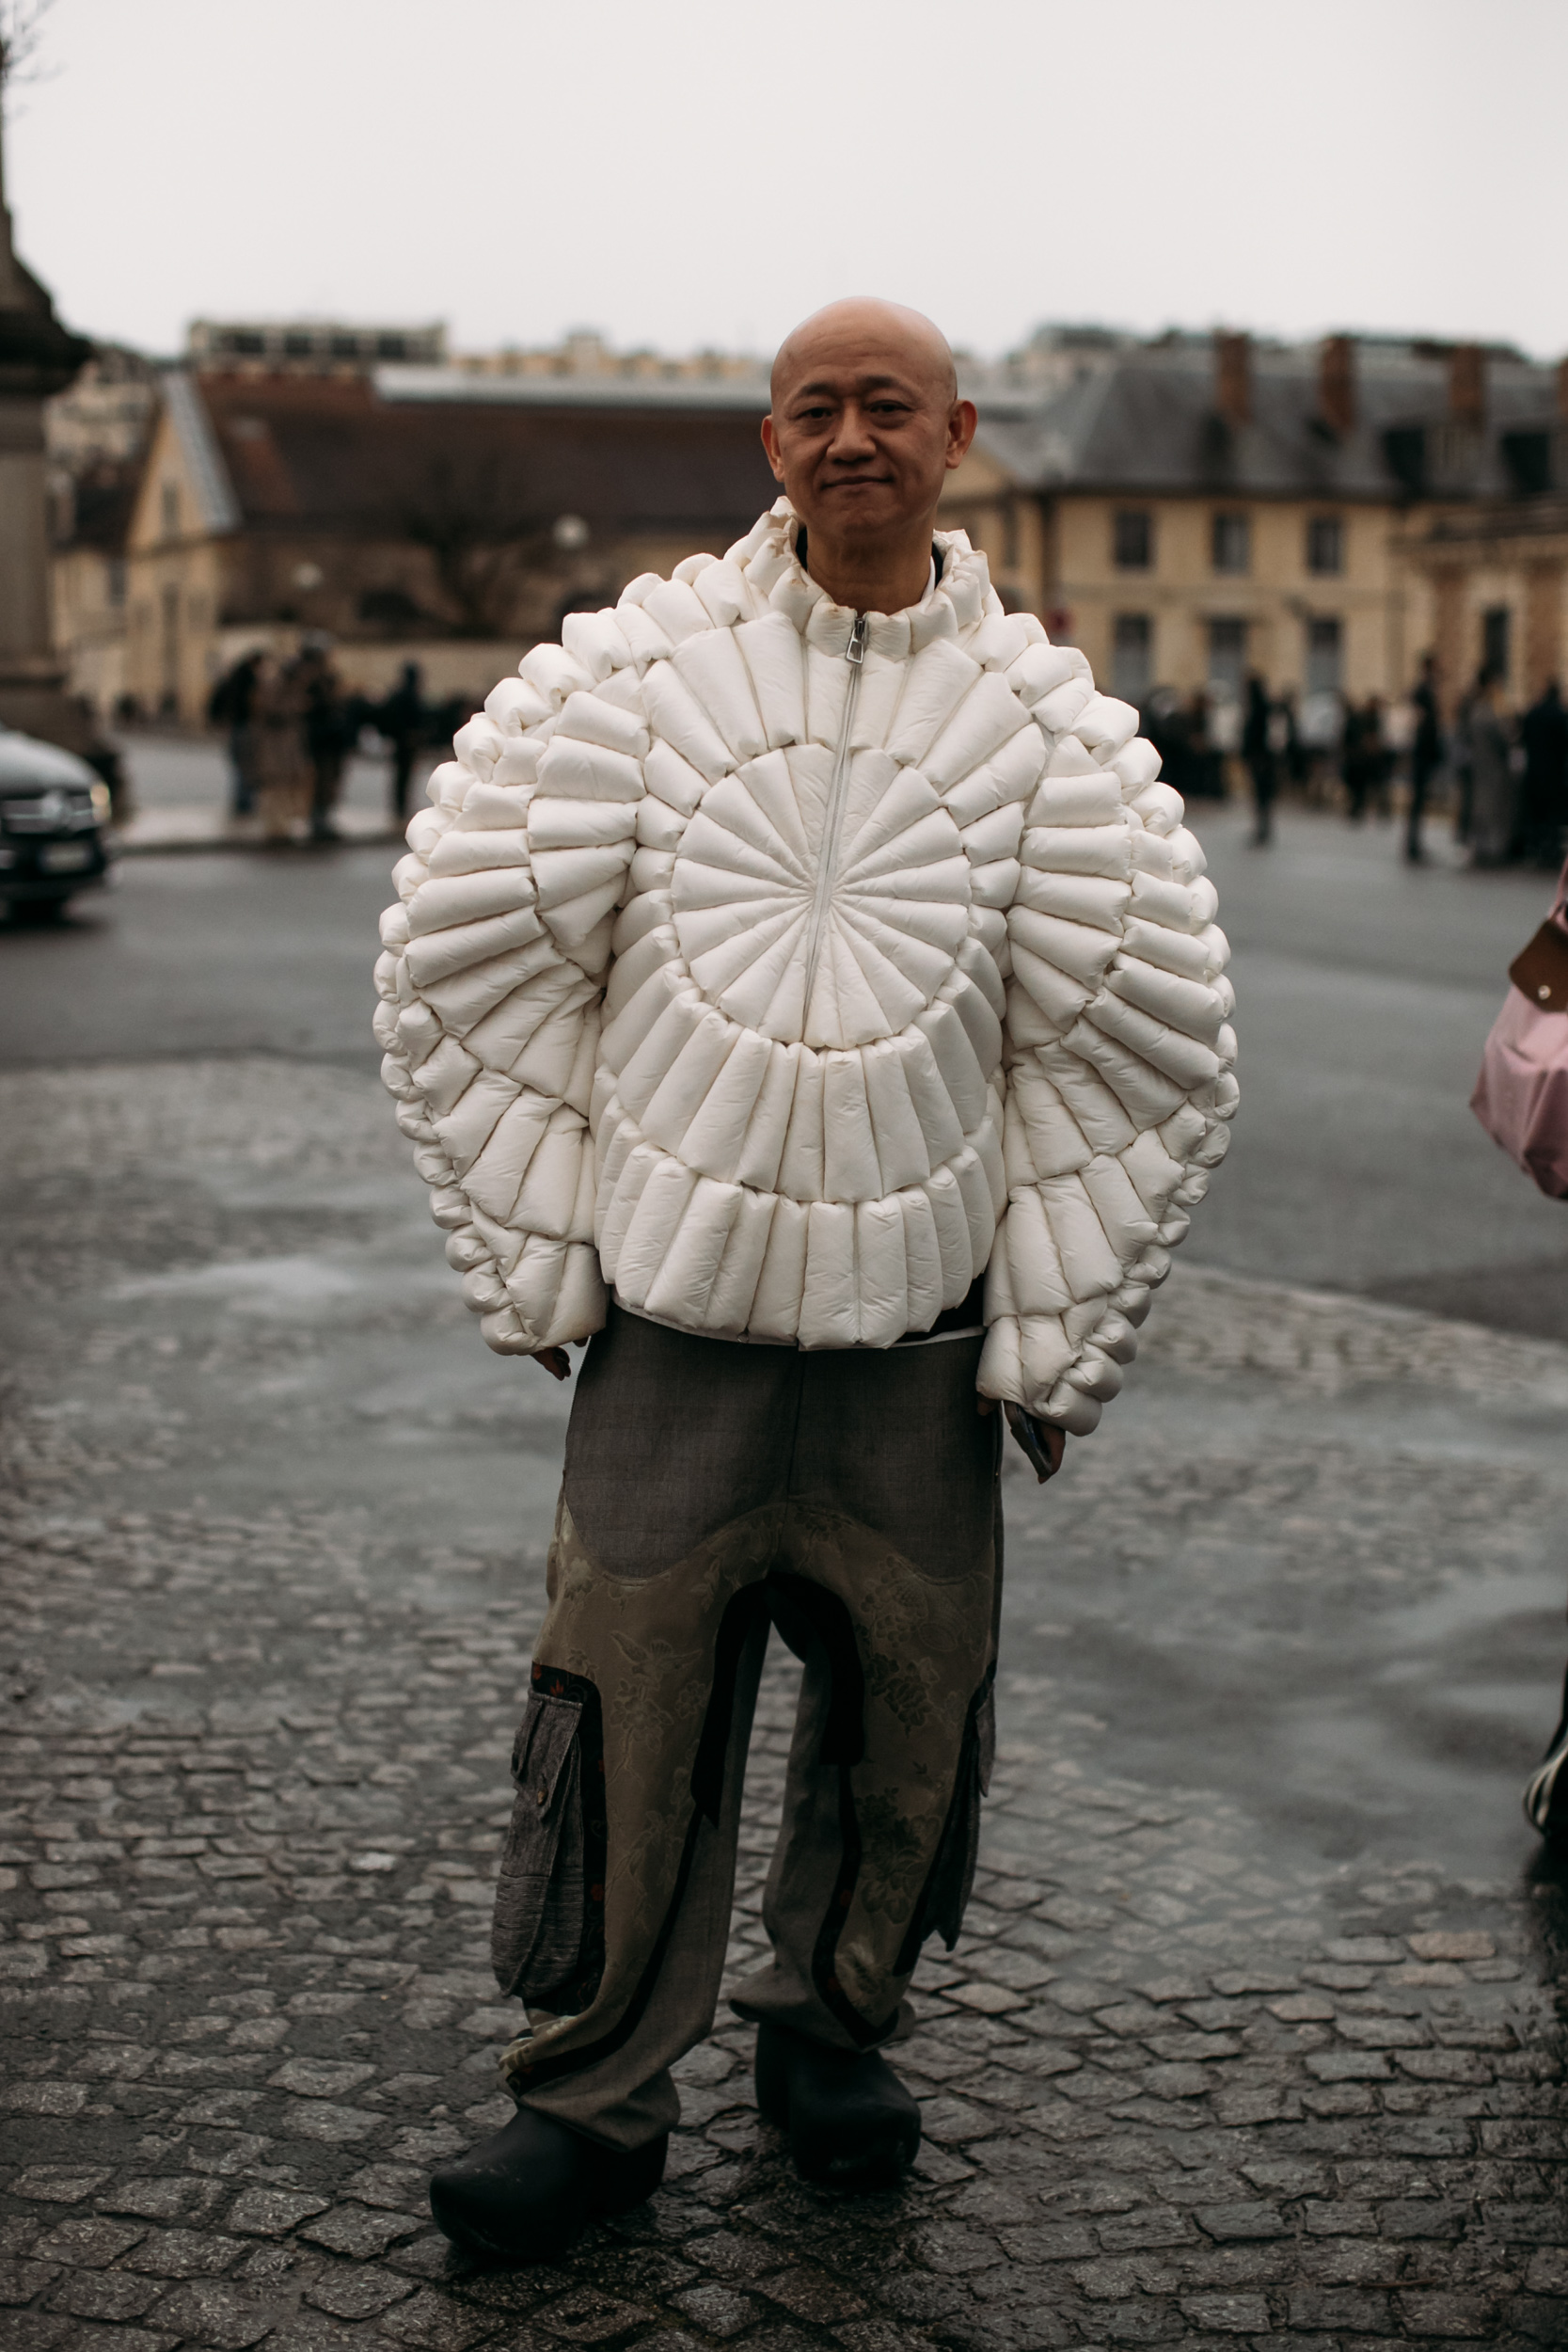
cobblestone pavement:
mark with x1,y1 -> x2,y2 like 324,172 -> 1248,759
2,1058 -> 1566,2351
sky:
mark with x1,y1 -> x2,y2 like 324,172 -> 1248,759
6,0 -> 1568,365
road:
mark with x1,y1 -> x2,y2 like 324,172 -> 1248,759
8,782 -> 1568,1334
1,790 -> 1565,2349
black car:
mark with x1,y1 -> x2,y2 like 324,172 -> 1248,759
0,726 -> 112,915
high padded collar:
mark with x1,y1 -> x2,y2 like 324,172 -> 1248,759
729,498 -> 991,662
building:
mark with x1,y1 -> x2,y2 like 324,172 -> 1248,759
54,316 -> 1568,731
185,318 -> 446,373
51,459 -> 140,716
117,358 -> 774,721
939,330 -> 1568,720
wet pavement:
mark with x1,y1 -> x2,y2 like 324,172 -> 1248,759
2,810 -> 1566,2349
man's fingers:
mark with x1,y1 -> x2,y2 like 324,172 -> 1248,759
975,1393 -> 996,1417
533,1346 -> 571,1382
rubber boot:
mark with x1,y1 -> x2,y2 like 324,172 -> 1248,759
430,2104 -> 667,2263
754,2020 -> 921,2189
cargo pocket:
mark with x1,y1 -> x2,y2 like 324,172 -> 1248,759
492,1674 -> 603,2005
894,1671 -> 995,1974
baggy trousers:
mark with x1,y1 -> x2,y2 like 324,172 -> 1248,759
489,1304 -> 1004,2152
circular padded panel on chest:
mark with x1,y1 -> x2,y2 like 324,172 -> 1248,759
671,746 -> 972,1051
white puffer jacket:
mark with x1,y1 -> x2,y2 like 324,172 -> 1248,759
373,501 -> 1236,1433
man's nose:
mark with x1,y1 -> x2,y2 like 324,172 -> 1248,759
825,404 -> 877,463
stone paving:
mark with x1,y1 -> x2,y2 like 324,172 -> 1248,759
2,1057 -> 1567,2352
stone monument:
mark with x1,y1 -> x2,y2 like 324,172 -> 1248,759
0,91 -> 92,748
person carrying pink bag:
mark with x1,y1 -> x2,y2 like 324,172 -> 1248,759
1472,851 -> 1568,1830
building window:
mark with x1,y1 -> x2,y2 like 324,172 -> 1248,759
1112,614 -> 1152,705
1502,431 -> 1553,495
1306,516 -> 1343,575
1113,509 -> 1152,571
1211,512 -> 1249,575
1306,616 -> 1342,698
105,558 -> 126,608
1208,616 -> 1247,697
1482,606 -> 1512,681
161,482 -> 181,539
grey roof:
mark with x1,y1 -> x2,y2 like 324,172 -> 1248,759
374,364 -> 769,413
162,372 -> 241,532
973,342 -> 1563,503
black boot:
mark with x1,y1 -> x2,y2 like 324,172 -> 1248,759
754,2020 -> 921,2188
429,2104 -> 667,2264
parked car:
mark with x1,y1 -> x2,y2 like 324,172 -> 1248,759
0,726 -> 112,917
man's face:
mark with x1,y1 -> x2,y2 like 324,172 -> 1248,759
762,311 -> 975,551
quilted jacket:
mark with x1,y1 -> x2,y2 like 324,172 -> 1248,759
373,500 -> 1236,1433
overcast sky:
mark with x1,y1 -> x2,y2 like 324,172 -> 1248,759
7,0 -> 1567,365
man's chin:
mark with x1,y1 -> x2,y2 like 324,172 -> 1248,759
814,487 -> 904,536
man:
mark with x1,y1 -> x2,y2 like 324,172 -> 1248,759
1407,652 -> 1442,865
380,659 -> 426,823
1518,677 -> 1568,868
207,649 -> 260,819
1241,673 -> 1276,846
373,300 -> 1236,2261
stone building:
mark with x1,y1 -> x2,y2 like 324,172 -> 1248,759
940,330 -> 1568,719
52,317 -> 1568,731
117,362 -> 774,721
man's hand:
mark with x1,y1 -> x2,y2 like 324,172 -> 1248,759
977,1392 -> 1066,1481
532,1347 -> 571,1382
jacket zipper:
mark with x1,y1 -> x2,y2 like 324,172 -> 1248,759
800,612 -> 867,1016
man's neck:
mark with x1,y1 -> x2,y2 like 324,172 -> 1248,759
797,518 -> 939,617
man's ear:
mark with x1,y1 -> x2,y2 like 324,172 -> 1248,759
944,399 -> 979,470
760,415 -> 787,484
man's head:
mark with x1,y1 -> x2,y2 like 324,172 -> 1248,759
762,298 -> 976,577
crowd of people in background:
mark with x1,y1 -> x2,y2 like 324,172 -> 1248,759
196,641 -> 1568,872
205,647 -> 461,843
1208,660 -> 1568,871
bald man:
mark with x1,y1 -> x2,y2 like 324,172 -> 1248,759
380,300 -> 1234,2258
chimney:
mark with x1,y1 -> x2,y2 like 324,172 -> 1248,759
1213,330 -> 1251,430
1448,343 -> 1485,429
1317,335 -> 1355,437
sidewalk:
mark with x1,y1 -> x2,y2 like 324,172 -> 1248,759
113,805 -> 404,855
107,733 -> 412,856
2,1053 -> 1566,2351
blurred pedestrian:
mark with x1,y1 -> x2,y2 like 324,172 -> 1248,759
1242,674 -> 1277,846
208,651 -> 261,819
1272,686 -> 1303,789
1342,695 -> 1391,823
251,655 -> 312,842
1465,667 -> 1516,866
1407,653 -> 1442,865
1518,679 -> 1568,869
380,661 -> 425,824
300,644 -> 350,845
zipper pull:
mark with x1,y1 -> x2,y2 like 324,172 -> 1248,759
846,615 -> 867,668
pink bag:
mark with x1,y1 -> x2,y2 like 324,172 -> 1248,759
1471,858 -> 1568,1199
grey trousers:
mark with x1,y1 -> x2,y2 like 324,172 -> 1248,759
493,1304 -> 1003,2152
